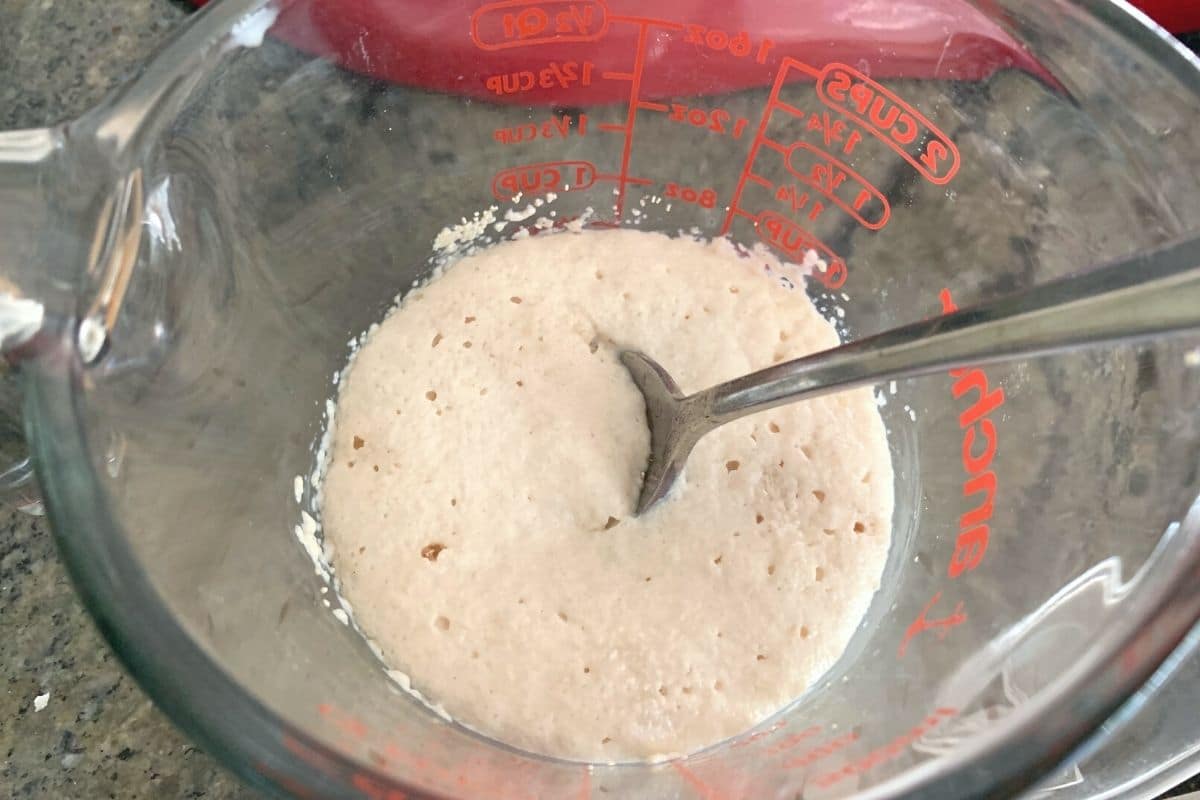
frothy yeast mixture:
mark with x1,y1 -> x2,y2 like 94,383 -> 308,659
322,229 -> 893,761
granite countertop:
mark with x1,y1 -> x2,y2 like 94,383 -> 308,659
1,3 -> 1198,800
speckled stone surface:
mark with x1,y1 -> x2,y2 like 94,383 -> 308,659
1,4 -> 260,797
0,511 -> 257,798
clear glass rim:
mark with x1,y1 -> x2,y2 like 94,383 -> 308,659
32,0 -> 1200,797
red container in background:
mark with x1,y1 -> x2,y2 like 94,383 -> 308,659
1132,0 -> 1200,34
190,0 -> 1198,103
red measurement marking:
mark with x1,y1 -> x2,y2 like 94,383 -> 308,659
661,103 -> 750,139
313,704 -> 544,800
754,210 -> 845,285
682,23 -> 775,63
612,22 -> 649,219
754,210 -> 847,289
317,702 -> 368,740
600,174 -> 653,185
779,58 -> 821,80
781,729 -> 859,770
720,56 -> 795,236
492,160 -> 596,200
809,111 -> 842,147
812,709 -> 958,788
940,288 -> 1004,579
817,62 -> 960,185
785,142 -> 890,230
772,182 -> 826,223
492,114 -> 587,144
771,98 -> 806,118
283,727 -> 413,800
351,773 -> 412,800
1118,630 -> 1160,681
898,591 -> 968,657
606,14 -> 684,29
674,763 -> 733,800
637,100 -> 669,112
664,181 -> 717,209
597,122 -> 628,133
766,725 -> 822,756
801,110 -> 864,157
472,0 -> 609,50
730,719 -> 787,749
282,732 -> 341,775
483,61 -> 595,95
255,757 -> 321,800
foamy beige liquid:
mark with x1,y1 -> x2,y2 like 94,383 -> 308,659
323,230 -> 893,761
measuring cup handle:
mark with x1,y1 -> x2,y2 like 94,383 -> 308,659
704,234 -> 1200,424
0,127 -> 72,515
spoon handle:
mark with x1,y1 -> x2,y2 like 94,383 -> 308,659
703,234 -> 1200,424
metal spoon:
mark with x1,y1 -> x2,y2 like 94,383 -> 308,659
622,234 -> 1200,514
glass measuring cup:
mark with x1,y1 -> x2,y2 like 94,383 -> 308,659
2,0 -> 1200,797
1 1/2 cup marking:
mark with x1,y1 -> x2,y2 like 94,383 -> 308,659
785,142 -> 890,230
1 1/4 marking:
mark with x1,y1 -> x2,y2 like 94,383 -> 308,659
775,183 -> 826,222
